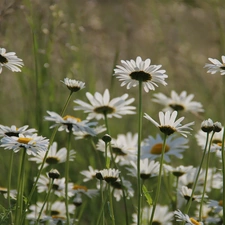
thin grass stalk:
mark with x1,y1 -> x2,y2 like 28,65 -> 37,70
137,81 -> 143,225
65,130 -> 72,225
221,127 -> 225,224
35,178 -> 54,224
199,131 -> 215,220
149,133 -> 167,225
7,151 -> 14,224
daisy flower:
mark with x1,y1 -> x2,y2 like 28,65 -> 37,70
80,166 -> 99,182
96,168 -> 120,183
96,132 -> 138,165
36,175 -> 74,198
141,134 -> 188,162
0,125 -> 36,137
195,127 -> 224,152
73,89 -> 136,120
73,125 -> 106,140
144,111 -> 194,137
0,187 -> 17,199
0,48 -> 24,73
29,142 -> 76,168
174,209 -> 204,225
152,90 -> 204,114
132,205 -> 173,225
164,165 -> 193,177
0,133 -> 49,155
126,158 -> 159,179
61,78 -> 85,92
204,56 -> 225,75
208,199 -> 223,213
72,184 -> 99,198
114,56 -> 168,92
179,186 -> 203,202
44,111 -> 97,135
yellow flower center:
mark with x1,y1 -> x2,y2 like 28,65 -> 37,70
18,137 -> 32,144
219,200 -> 223,206
150,143 -> 170,154
63,115 -> 81,122
73,184 -> 87,191
190,218 -> 201,225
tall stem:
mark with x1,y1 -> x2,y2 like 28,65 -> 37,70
221,127 -> 225,224
137,81 -> 143,225
149,133 -> 167,225
8,151 -> 14,224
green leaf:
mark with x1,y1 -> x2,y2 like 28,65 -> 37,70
142,185 -> 152,205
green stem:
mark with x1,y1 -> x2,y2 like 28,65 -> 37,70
137,81 -> 143,225
7,151 -> 14,224
199,131 -> 215,220
221,127 -> 225,224
108,184 -> 115,225
35,178 -> 54,224
149,133 -> 167,225
65,130 -> 72,224
184,132 -> 210,216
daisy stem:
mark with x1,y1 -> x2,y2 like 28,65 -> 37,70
199,131 -> 215,220
108,184 -> 115,225
61,91 -> 74,116
15,148 -> 27,225
149,133 -> 167,225
65,130 -> 72,225
184,132 -> 210,217
7,151 -> 14,224
35,178 -> 54,224
221,127 -> 225,224
137,81 -> 143,225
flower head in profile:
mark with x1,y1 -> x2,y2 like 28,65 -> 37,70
144,111 -> 194,137
74,89 -> 136,120
141,134 -> 188,162
152,90 -> 204,114
0,133 -> 49,155
96,168 -> 120,183
61,78 -> 85,92
44,111 -> 97,135
0,125 -> 36,137
204,56 -> 225,75
114,56 -> 168,92
80,166 -> 99,182
0,48 -> 24,74
29,142 -> 76,168
174,209 -> 204,225
164,165 -> 193,178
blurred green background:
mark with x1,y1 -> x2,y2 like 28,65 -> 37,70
0,0 -> 225,224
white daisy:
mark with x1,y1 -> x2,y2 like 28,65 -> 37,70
0,125 -> 36,137
80,166 -> 99,182
0,133 -> 49,155
72,184 -> 99,198
126,158 -> 159,179
144,111 -> 194,137
208,199 -> 223,213
179,186 -> 202,202
0,48 -> 24,73
73,125 -> 106,140
73,89 -> 136,120
204,56 -> 225,75
44,111 -> 97,135
96,168 -> 120,183
0,187 -> 17,199
152,90 -> 204,114
132,205 -> 173,225
114,56 -> 168,92
61,78 -> 85,92
141,134 -> 188,162
174,209 -> 204,225
36,175 -> 74,198
29,142 -> 76,168
164,165 -> 193,177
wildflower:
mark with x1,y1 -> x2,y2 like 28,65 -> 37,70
0,48 -> 24,73
29,142 -> 76,168
126,158 -> 159,179
114,56 -> 168,92
152,90 -> 204,114
96,168 -> 120,183
201,119 -> 214,133
44,111 -> 97,135
144,111 -> 194,137
141,134 -> 188,162
213,122 -> 222,132
0,125 -> 36,137
164,165 -> 193,177
0,187 -> 17,199
61,78 -> 85,92
174,209 -> 204,225
179,186 -> 203,202
72,184 -> 98,198
0,133 -> 49,155
208,199 -> 223,213
132,205 -> 173,225
204,56 -> 225,75
48,169 -> 60,179
73,89 -> 136,120
80,166 -> 99,182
